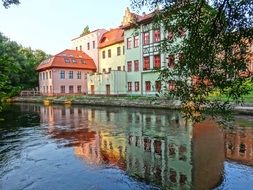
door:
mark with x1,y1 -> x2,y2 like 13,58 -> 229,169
91,85 -> 95,95
106,85 -> 110,95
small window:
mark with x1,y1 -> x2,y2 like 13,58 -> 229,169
64,58 -> 70,63
134,60 -> 139,72
154,54 -> 161,69
69,71 -> 73,79
168,55 -> 175,68
49,71 -> 52,79
76,47 -> 78,51
93,41 -> 95,49
135,81 -> 139,91
154,29 -> 160,42
60,70 -> 65,79
108,49 -> 111,58
79,45 -> 82,51
127,61 -> 132,72
46,72 -> 48,79
77,85 -> 82,93
87,42 -> 90,50
128,82 -> 132,92
155,81 -> 161,92
72,58 -> 77,63
145,81 -> 151,92
117,47 -> 121,56
81,59 -> 86,64
123,46 -> 125,55
117,66 -> 121,71
127,37 -> 132,49
143,32 -> 150,45
108,68 -> 111,73
77,71 -> 81,79
103,68 -> 106,72
168,80 -> 176,91
143,56 -> 150,70
102,51 -> 106,59
69,85 -> 74,93
134,36 -> 139,48
60,85 -> 65,93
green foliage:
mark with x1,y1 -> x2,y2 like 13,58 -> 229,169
131,0 -> 253,122
80,25 -> 90,37
0,32 -> 49,108
2,0 -> 19,8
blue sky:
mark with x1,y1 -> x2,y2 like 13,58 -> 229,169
0,0 -> 138,54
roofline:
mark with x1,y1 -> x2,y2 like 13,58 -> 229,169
71,29 -> 106,41
98,40 -> 124,49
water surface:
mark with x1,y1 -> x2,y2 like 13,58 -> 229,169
0,103 -> 253,190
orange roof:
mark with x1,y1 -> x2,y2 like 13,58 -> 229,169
98,28 -> 124,49
36,49 -> 97,72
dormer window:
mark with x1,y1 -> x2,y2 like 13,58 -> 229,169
64,58 -> 70,63
81,59 -> 86,64
72,58 -> 77,63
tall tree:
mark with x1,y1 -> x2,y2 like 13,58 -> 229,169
80,25 -> 90,37
131,0 -> 253,121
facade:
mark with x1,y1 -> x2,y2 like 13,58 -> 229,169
87,28 -> 127,95
71,29 -> 107,71
36,49 -> 96,96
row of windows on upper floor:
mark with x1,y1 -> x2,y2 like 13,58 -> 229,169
40,71 -> 52,80
40,71 -> 86,80
100,53 -> 184,73
75,40 -> 96,51
127,80 -> 176,92
102,46 -> 125,59
63,57 -> 86,64
126,28 -> 186,49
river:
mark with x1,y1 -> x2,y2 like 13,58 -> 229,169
0,103 -> 253,190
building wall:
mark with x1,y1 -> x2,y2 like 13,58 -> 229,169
39,68 -> 93,95
99,42 -> 125,73
87,70 -> 127,95
71,29 -> 107,71
124,28 -> 142,95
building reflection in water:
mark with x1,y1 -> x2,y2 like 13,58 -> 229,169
25,104 -> 251,189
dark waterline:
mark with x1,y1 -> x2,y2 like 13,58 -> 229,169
0,103 -> 253,190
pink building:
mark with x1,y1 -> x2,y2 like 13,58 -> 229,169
36,49 -> 96,96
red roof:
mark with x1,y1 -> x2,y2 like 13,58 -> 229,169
98,28 -> 124,49
36,49 -> 97,72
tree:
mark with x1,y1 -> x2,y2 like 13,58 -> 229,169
2,0 -> 20,8
131,0 -> 253,122
80,25 -> 90,37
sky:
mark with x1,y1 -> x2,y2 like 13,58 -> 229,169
0,0 -> 139,54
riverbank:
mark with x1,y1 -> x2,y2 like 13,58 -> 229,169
10,96 -> 253,115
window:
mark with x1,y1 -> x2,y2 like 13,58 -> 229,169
143,32 -> 150,45
69,71 -> 73,79
123,66 -> 125,71
40,73 -> 42,80
64,58 -> 70,63
168,30 -> 174,40
87,42 -> 90,50
81,59 -> 86,64
168,80 -> 176,91
101,50 -> 105,59
46,72 -> 48,79
143,56 -> 150,70
76,47 -> 78,51
49,71 -> 52,79
93,41 -> 95,49
43,72 -> 45,80
108,49 -> 111,58
123,46 -> 125,55
108,68 -> 111,73
80,45 -> 82,51
127,37 -> 132,49
77,85 -> 82,93
154,29 -> 160,42
154,55 -> 161,69
127,61 -> 132,72
117,66 -> 121,71
103,68 -> 106,72
77,71 -> 81,79
43,86 -> 45,93
117,47 -> 121,56
134,36 -> 139,47
128,82 -> 132,92
155,81 -> 161,92
46,86 -> 48,93
69,85 -> 74,93
60,85 -> 65,93
168,55 -> 175,68
60,70 -> 65,79
135,81 -> 139,91
134,60 -> 139,72
145,81 -> 151,92
72,58 -> 77,63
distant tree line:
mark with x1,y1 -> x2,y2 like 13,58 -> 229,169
0,32 -> 49,104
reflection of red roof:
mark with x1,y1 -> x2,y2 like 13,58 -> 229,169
36,49 -> 96,72
98,28 -> 124,49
